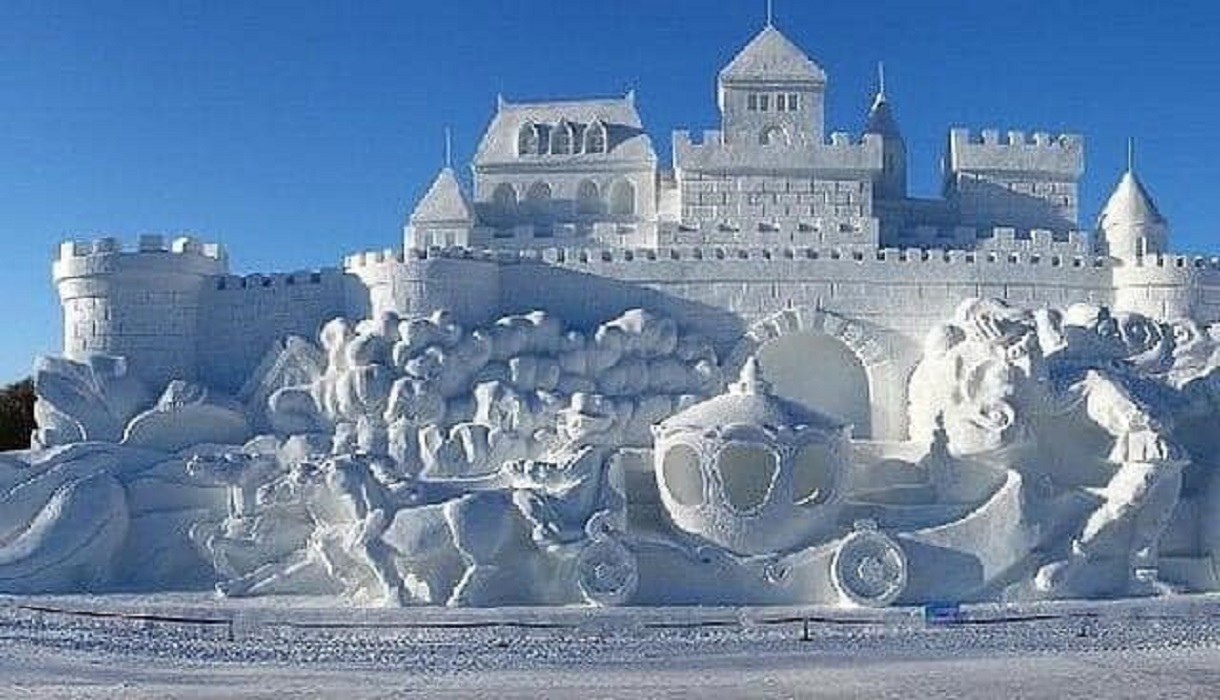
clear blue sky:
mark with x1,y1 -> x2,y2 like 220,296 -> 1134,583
2,0 -> 1219,384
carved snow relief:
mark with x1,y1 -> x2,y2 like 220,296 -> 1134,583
5,299 -> 1220,607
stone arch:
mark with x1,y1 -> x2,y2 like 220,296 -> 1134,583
727,308 -> 910,441
760,124 -> 790,146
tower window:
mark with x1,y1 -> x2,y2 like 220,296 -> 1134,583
759,94 -> 770,111
585,120 -> 607,154
747,94 -> 758,111
787,93 -> 800,110
776,94 -> 786,111
551,120 -> 574,155
517,122 -> 540,156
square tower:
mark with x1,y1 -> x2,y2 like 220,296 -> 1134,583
718,26 -> 827,147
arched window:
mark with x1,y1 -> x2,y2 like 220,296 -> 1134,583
551,120 -> 574,155
585,120 -> 608,154
526,181 -> 552,214
609,179 -> 636,217
492,183 -> 517,221
576,179 -> 601,215
760,125 -> 789,146
517,122 -> 540,156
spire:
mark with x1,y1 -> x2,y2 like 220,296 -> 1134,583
865,63 -> 901,138
444,126 -> 453,169
766,0 -> 774,27
409,168 -> 474,225
1097,142 -> 1168,258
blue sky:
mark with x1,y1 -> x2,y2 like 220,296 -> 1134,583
2,0 -> 1219,384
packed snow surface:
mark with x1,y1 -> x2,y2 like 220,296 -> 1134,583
2,594 -> 1220,697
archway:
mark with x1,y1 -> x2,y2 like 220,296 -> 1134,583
727,307 -> 918,442
756,331 -> 872,438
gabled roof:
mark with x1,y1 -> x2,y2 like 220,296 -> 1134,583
410,168 -> 474,224
719,26 -> 825,84
473,95 -> 655,165
1098,170 -> 1165,230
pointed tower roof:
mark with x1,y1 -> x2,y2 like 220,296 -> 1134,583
720,26 -> 825,84
865,65 -> 901,139
409,168 -> 474,224
1098,169 -> 1165,230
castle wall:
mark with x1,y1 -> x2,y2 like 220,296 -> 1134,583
1112,254 -> 1220,322
344,248 -> 501,329
494,246 -> 1116,353
197,268 -> 353,393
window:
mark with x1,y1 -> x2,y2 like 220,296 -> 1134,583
662,444 -> 705,506
760,125 -> 788,146
747,93 -> 758,111
551,120 -> 574,155
759,94 -> 769,111
788,93 -> 800,110
776,94 -> 786,111
609,179 -> 636,217
492,183 -> 517,223
585,120 -> 607,153
524,180 -> 549,221
517,122 -> 540,156
576,179 -> 601,215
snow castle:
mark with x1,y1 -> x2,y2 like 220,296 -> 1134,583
9,20 -> 1220,608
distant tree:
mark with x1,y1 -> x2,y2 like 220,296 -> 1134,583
0,379 -> 36,450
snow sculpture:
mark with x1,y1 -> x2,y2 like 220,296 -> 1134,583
909,298 -> 1197,598
652,357 -> 849,555
8,298 -> 1220,608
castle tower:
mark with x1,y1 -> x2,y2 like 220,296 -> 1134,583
718,24 -> 827,146
53,235 -> 228,390
1096,156 -> 1168,259
864,65 -> 906,200
405,167 -> 475,250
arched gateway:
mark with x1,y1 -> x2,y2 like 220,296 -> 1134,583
727,308 -> 913,441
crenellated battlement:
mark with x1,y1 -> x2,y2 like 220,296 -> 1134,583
55,234 -> 226,262
948,128 -> 1083,177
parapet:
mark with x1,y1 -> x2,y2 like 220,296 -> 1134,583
948,128 -> 1083,177
673,130 -> 883,174
53,235 -> 229,282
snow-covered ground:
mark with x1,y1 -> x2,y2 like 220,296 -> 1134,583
3,594 -> 1220,698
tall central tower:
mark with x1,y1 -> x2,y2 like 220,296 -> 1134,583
717,25 -> 827,147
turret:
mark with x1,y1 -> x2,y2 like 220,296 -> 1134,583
864,64 -> 906,200
53,235 -> 228,389
1096,150 -> 1168,259
404,167 -> 475,250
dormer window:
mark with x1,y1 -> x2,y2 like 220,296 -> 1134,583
517,122 -> 540,156
585,120 -> 607,154
551,120 -> 574,155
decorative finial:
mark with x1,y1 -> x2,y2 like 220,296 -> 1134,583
1127,137 -> 1135,173
444,127 -> 453,169
766,0 -> 774,27
878,61 -> 886,98
732,356 -> 771,396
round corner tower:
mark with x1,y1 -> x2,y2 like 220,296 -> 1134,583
53,235 -> 228,389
